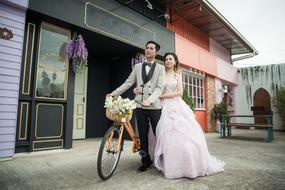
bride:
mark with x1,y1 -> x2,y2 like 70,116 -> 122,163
139,52 -> 225,179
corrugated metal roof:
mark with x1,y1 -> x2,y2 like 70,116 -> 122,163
165,0 -> 258,55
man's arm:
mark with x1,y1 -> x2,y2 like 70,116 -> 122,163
111,65 -> 137,96
147,67 -> 165,104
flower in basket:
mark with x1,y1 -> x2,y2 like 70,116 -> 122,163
104,96 -> 136,121
65,34 -> 88,74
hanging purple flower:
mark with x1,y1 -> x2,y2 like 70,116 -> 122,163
65,34 -> 88,74
65,40 -> 74,58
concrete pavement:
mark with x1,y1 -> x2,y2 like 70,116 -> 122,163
0,129 -> 285,190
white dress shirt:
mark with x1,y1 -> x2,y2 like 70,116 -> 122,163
145,60 -> 155,75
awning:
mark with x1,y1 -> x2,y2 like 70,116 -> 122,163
165,0 -> 258,56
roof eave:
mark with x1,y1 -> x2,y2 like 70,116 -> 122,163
195,0 -> 258,55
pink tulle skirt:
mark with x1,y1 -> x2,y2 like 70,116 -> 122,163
149,97 -> 225,179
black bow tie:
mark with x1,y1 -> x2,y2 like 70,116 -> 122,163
143,62 -> 152,67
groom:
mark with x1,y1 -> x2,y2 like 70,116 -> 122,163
109,41 -> 165,172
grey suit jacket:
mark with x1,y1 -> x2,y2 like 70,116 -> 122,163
112,62 -> 165,109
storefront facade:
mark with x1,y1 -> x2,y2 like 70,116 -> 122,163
0,0 -> 258,158
1,0 -> 175,157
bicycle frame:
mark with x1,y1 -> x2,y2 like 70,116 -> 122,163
98,105 -> 142,180
105,121 -> 140,153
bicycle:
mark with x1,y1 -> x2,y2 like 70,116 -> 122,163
97,104 -> 141,180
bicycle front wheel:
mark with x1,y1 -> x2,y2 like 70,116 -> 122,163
97,125 -> 122,180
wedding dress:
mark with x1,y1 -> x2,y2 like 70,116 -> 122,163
153,74 -> 225,179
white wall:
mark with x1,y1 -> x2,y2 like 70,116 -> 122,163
234,64 -> 285,130
210,38 -> 238,85
210,38 -> 231,63
216,57 -> 238,85
215,79 -> 223,103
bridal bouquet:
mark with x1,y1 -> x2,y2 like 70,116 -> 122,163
104,96 -> 136,122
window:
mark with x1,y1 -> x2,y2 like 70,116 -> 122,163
35,22 -> 70,100
182,70 -> 205,109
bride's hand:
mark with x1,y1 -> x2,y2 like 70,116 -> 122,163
160,93 -> 166,98
133,87 -> 142,95
142,100 -> 151,107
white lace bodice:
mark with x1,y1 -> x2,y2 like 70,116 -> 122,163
164,74 -> 179,93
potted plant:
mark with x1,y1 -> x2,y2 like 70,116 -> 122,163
273,87 -> 285,127
210,102 -> 229,133
211,102 -> 228,122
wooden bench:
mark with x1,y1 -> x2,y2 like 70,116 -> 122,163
220,115 -> 273,142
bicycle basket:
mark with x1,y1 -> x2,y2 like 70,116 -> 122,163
106,109 -> 133,122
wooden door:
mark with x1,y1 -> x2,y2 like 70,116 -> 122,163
73,68 -> 88,139
16,20 -> 72,152
253,88 -> 271,124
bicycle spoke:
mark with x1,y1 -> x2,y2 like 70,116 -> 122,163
101,139 -> 120,175
98,126 -> 122,179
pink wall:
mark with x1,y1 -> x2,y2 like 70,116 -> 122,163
175,34 -> 217,77
176,34 -> 238,85
167,19 -> 209,51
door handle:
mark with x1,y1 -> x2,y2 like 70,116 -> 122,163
82,97 -> 85,103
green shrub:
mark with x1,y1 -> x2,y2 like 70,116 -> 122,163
182,90 -> 195,110
273,87 -> 285,126
211,102 -> 228,122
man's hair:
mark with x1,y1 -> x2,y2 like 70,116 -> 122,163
146,41 -> 160,52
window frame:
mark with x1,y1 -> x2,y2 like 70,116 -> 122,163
182,69 -> 205,110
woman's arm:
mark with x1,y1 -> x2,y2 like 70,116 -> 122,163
160,74 -> 183,98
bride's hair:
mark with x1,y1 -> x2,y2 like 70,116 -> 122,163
163,52 -> 181,73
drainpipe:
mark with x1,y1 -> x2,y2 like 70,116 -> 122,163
231,52 -> 257,62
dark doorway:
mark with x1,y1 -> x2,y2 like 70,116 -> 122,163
79,28 -> 141,138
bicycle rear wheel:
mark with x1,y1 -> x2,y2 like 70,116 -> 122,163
97,125 -> 122,180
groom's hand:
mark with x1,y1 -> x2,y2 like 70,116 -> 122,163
106,93 -> 114,97
142,100 -> 151,107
